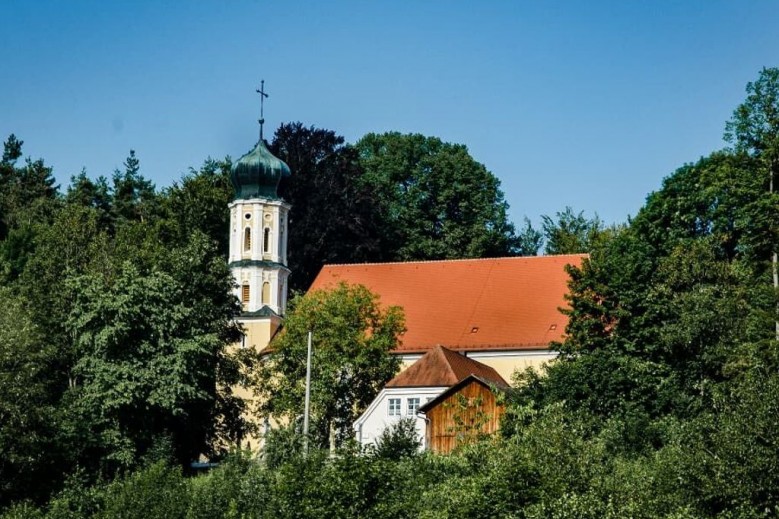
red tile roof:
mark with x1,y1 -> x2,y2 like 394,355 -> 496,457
308,254 -> 586,353
386,345 -> 507,388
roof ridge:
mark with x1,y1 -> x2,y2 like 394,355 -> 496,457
320,253 -> 588,269
435,345 -> 460,382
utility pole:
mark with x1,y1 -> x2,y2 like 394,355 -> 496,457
772,159 -> 779,341
303,330 -> 312,455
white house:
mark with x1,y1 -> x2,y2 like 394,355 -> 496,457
353,345 -> 507,449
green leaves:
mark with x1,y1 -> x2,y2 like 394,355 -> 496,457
355,132 -> 518,261
256,282 -> 404,448
541,206 -> 606,255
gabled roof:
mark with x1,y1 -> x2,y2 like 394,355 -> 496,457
308,254 -> 586,353
417,374 -> 508,414
386,345 -> 507,388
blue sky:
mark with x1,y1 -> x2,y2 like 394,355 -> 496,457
2,1 -> 778,228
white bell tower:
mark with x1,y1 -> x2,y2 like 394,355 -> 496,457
228,196 -> 290,318
228,81 -> 291,351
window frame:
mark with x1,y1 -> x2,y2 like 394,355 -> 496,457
244,227 -> 252,252
407,397 -> 420,416
241,284 -> 250,307
388,397 -> 401,417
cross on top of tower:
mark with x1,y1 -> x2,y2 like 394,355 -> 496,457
256,80 -> 269,141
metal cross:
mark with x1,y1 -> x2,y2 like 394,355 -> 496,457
256,80 -> 269,141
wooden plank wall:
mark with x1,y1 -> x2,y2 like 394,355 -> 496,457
425,380 -> 504,454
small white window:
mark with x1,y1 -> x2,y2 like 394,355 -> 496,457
388,398 -> 401,416
407,398 -> 420,416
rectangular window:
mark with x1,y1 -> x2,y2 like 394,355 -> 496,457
407,397 -> 420,416
388,398 -> 401,416
241,285 -> 250,306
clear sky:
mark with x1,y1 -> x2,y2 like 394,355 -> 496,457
2,1 -> 778,228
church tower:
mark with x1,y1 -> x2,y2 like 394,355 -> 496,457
228,94 -> 291,351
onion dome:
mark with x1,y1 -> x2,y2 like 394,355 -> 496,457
230,139 -> 290,200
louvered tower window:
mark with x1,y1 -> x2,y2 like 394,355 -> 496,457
244,228 -> 251,252
241,284 -> 250,308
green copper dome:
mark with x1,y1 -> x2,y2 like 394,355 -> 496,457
230,139 -> 290,200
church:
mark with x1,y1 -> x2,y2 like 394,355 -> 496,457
226,103 -> 584,449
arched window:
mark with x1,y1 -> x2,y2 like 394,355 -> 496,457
262,282 -> 271,305
241,284 -> 250,308
263,227 -> 270,253
244,227 -> 252,252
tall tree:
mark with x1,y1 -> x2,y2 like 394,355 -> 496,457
158,158 -> 234,257
515,217 -> 543,256
271,123 -> 384,292
724,67 -> 779,339
64,239 -> 243,472
541,206 -> 605,254
254,282 -> 404,449
355,132 -> 518,261
522,150 -> 773,425
1,134 -> 22,165
65,171 -> 112,213
0,287 -> 61,508
0,135 -> 58,239
111,150 -> 156,224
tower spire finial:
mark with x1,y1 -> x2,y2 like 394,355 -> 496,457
256,80 -> 269,141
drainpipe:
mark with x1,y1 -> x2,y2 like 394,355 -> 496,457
418,412 -> 430,451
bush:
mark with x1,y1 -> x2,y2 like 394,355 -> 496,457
370,417 -> 419,460
98,461 -> 187,519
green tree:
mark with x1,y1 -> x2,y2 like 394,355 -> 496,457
158,158 -> 234,258
541,206 -> 605,254
356,132 -> 518,261
272,123 -> 384,291
725,67 -> 779,339
1,134 -> 22,165
0,135 -> 58,240
65,170 -> 112,226
0,288 -> 61,508
18,205 -> 112,390
111,150 -> 156,224
370,417 -> 419,460
64,243 -> 242,472
516,217 -> 543,256
255,282 -> 404,448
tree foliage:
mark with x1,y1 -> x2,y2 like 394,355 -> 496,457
356,132 -> 518,261
255,282 -> 404,447
541,206 -> 607,254
0,288 -> 60,508
64,237 -> 243,472
272,123 -> 384,291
